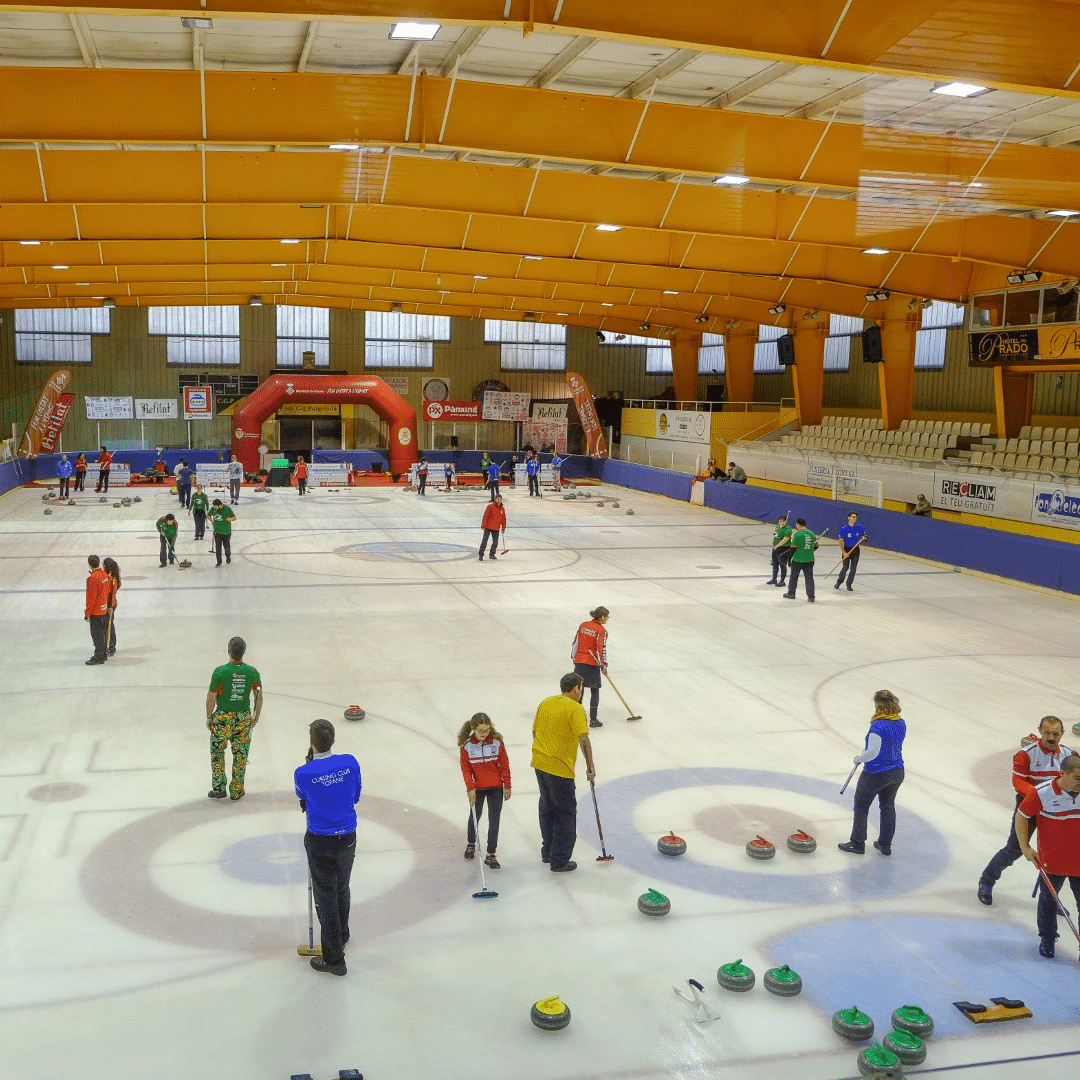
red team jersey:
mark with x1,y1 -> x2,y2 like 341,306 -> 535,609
1019,779 -> 1080,876
1012,741 -> 1075,797
571,619 -> 607,667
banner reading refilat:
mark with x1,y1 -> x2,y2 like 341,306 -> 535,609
19,370 -> 74,456
566,371 -> 608,458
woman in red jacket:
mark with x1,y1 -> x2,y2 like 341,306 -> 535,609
478,495 -> 505,561
571,606 -> 609,728
458,713 -> 511,868
293,455 -> 308,496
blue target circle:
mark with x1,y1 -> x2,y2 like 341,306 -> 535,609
218,831 -> 307,885
593,768 -> 948,904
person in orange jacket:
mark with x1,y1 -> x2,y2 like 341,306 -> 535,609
293,455 -> 308,496
571,606 -> 609,728
84,555 -> 111,665
479,494 -> 506,561
458,713 -> 511,868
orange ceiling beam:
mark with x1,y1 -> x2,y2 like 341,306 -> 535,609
3,1 -> 1080,100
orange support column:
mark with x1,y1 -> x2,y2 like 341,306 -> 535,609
993,366 -> 1034,438
724,330 -> 755,411
878,318 -> 918,430
671,331 -> 703,404
791,325 -> 826,427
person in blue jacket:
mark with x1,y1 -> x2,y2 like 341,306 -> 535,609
526,450 -> 542,497
295,718 -> 363,976
834,510 -> 868,592
56,454 -> 74,499
487,459 -> 501,501
838,690 -> 906,856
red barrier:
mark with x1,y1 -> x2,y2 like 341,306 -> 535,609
230,374 -> 418,476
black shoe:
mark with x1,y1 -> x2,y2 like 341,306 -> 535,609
488,554 -> 497,560
464,844 -> 475,860
310,956 -> 347,976
834,582 -> 842,589
107,649 -> 115,657
589,718 -> 603,728
485,853 -> 500,869
766,578 -> 776,585
226,557 -> 231,564
847,585 -> 854,592
207,789 -> 227,799
807,597 -> 815,603
873,841 -> 891,856
977,880 -> 993,906
838,841 -> 865,854
775,580 -> 786,587
1039,936 -> 1056,959
541,850 -> 550,864
160,563 -> 167,568
85,657 -> 105,665
550,861 -> 578,873
782,592 -> 795,599
229,791 -> 244,801
478,554 -> 484,561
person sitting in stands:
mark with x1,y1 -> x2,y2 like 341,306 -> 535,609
913,494 -> 932,517
726,461 -> 747,484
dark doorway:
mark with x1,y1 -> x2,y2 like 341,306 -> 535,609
279,416 -> 342,451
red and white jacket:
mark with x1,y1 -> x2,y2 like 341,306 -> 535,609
1012,740 -> 1076,798
460,735 -> 511,793
481,502 -> 506,531
571,619 -> 607,667
1019,778 -> 1080,876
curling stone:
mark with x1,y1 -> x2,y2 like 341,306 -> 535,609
657,832 -> 686,856
531,996 -> 571,1030
626,508 -> 634,515
113,502 -> 121,508
344,706 -> 366,722
596,501 -> 604,507
612,501 -> 620,508
890,1005 -> 933,1038
856,1044 -> 900,1077
1019,732 -> 1038,749
763,965 -> 802,997
833,1006 -> 874,1041
637,888 -> 671,916
41,495 -> 50,502
44,508 -> 53,515
716,959 -> 755,993
178,559 -> 192,569
746,835 -> 775,860
121,498 -> 131,507
133,496 -> 142,502
1073,720 -> 1080,736
787,829 -> 817,854
883,1028 -> 927,1065
563,494 -> 572,500
581,492 -> 591,499
99,496 -> 108,504
569,482 -> 577,489
568,493 -> 578,499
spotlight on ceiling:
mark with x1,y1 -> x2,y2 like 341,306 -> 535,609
724,320 -> 740,331
639,322 -> 651,332
932,81 -> 988,97
1007,269 -> 1042,284
865,290 -> 890,302
920,298 -> 934,309
768,304 -> 786,315
802,310 -> 821,321
1056,280 -> 1079,296
249,297 -> 263,306
694,314 -> 709,324
181,16 -> 213,29
102,298 -> 116,309
862,248 -> 890,255
595,330 -> 606,343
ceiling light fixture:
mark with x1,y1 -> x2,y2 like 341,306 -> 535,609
1047,209 -> 1080,218
802,310 -> 821,321
595,223 -> 622,232
862,248 -> 890,255
725,320 -> 740,330
595,330 -> 606,343
181,16 -> 213,29
102,298 -> 116,308
865,290 -> 890,302
1007,269 -> 1042,284
473,275 -> 488,280
249,297 -> 263,306
271,263 -> 286,267
920,298 -> 934,309
1056,280 -> 1079,295
51,264 -> 69,270
390,21 -> 440,39
280,238 -> 302,244
19,240 -> 41,246
768,303 -> 786,315
329,143 -> 361,151
713,175 -> 751,186
932,81 -> 988,97
639,322 -> 651,332
694,314 -> 709,324
523,255 -> 543,261
663,290 -> 679,295
601,302 -> 614,307
907,298 -> 921,311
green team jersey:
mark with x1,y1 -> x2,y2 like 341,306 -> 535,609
156,516 -> 177,541
789,527 -> 818,563
772,524 -> 792,548
208,505 -> 235,535
191,492 -> 209,513
209,660 -> 261,713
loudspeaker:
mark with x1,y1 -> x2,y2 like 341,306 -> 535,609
450,435 -> 459,448
705,382 -> 726,402
862,325 -> 883,363
777,334 -> 796,367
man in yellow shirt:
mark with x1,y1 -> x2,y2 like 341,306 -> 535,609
531,672 -> 597,873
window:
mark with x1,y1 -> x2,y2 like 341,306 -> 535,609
754,323 -> 784,372
149,306 -> 240,365
485,320 -> 566,371
824,313 -> 862,372
600,332 -> 672,373
15,308 -> 110,364
915,301 -> 963,370
277,306 -> 329,366
365,311 -> 450,369
698,333 -> 725,374
921,301 -> 965,330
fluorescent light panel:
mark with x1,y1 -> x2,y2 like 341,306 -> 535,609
329,143 -> 360,151
713,174 -> 751,186
594,223 -> 622,232
1047,209 -> 1080,218
932,81 -> 988,97
390,21 -> 439,39
862,248 -> 890,255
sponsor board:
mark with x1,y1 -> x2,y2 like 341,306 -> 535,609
19,370 -> 74,456
655,409 -> 710,444
805,458 -> 857,490
1032,484 -> 1080,531
522,420 -> 567,453
531,401 -> 569,421
183,386 -> 213,420
85,395 -> 134,420
423,400 -> 482,422
1038,325 -> 1080,362
482,390 -> 531,421
275,403 -> 341,417
968,329 -> 1039,366
932,472 -> 999,514
135,398 -> 178,420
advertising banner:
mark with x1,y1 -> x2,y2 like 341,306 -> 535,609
566,371 -> 608,458
19,370 -> 72,457
421,377 -> 448,400
276,403 -> 341,417
135,398 -> 178,420
931,472 -> 1000,515
1038,325 -> 1080,362
1031,483 -> 1080,532
523,420 -> 567,453
482,390 -> 531,421
85,396 -> 133,420
531,401 -> 569,421
423,400 -> 482,422
967,329 -> 1039,366
184,386 -> 213,420
805,458 -> 857,490
654,409 -> 710,444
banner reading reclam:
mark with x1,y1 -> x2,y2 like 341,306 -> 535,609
19,370 -> 73,456
566,371 -> 608,458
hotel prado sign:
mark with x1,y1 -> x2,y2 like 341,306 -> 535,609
968,322 -> 1080,366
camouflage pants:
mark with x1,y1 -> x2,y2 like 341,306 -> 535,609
209,711 -> 253,799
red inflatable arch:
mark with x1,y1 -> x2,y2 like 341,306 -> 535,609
231,374 -> 419,476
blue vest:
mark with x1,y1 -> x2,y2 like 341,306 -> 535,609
864,717 -> 905,773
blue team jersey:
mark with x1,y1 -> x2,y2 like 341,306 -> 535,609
295,753 -> 362,835
526,457 -> 540,475
488,463 -> 500,481
864,717 -> 905,773
839,523 -> 867,550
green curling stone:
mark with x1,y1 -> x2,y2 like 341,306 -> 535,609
44,508 -> 53,515
884,1028 -> 927,1065
833,1006 -> 874,1041
113,502 -> 121,508
98,497 -> 108,503
581,492 -> 592,498
746,835 -> 775,860
563,494 -> 572,500
716,959 -> 755,993
531,996 -> 571,1030
637,888 -> 671,916
890,1005 -> 934,1037
1073,720 -> 1080,737
568,482 -> 577,489
856,1044 -> 901,1077
133,496 -> 142,502
763,965 -> 802,997
657,831 -> 686,856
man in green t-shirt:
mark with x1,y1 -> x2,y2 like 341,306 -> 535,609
205,635 -> 263,800
208,498 -> 236,567
190,483 -> 210,542
156,513 -> 178,567
783,518 -> 819,602
531,672 -> 596,873
767,513 -> 793,587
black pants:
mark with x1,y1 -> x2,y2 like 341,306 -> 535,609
770,547 -> 793,582
1037,873 -> 1080,941
528,474 -> 540,496
479,529 -> 500,557
215,534 -> 232,565
230,478 -> 240,503
96,469 -> 110,493
981,795 -> 1033,885
59,476 -> 70,498
159,535 -> 175,566
850,766 -> 905,847
298,477 -> 307,495
488,479 -> 500,501
417,474 -> 426,495
177,483 -> 191,509
535,769 -> 577,869
574,662 -> 601,721
193,509 -> 206,540
74,472 -> 85,491
304,830 -> 356,967
466,787 -> 505,853
88,614 -> 109,661
787,562 -> 815,600
837,546 -> 861,587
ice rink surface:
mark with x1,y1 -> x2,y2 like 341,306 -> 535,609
2,476 -> 1079,1080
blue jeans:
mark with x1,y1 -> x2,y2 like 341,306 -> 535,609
535,769 -> 577,869
981,795 -> 1032,885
